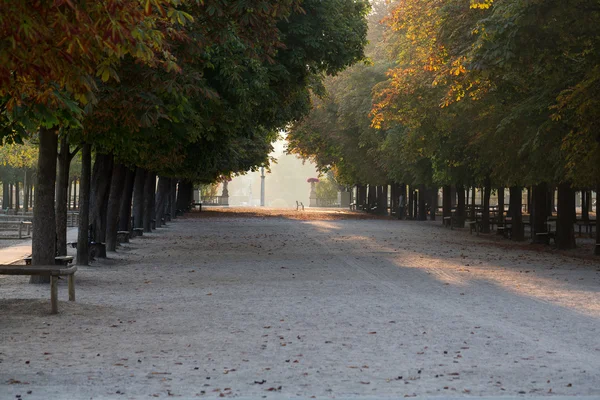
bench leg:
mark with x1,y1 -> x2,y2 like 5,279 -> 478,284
68,274 -> 75,302
51,276 -> 58,314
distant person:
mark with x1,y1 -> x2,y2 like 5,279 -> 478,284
398,194 -> 405,220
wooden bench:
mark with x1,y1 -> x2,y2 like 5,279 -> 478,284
443,216 -> 452,229
576,221 -> 596,238
25,256 -> 74,266
535,231 -> 556,245
116,231 -> 130,243
296,201 -> 304,211
132,227 -> 144,237
0,265 -> 77,314
89,242 -> 106,259
468,220 -> 479,235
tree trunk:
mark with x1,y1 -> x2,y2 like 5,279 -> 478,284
143,171 -> 155,232
590,179 -> 600,256
15,181 -> 20,211
119,167 -> 136,231
132,168 -> 147,229
55,135 -> 70,256
497,187 -> 505,223
481,178 -> 491,233
67,178 -> 72,211
456,184 -> 465,228
442,185 -> 452,220
470,186 -> 476,220
582,191 -> 589,221
170,179 -> 177,219
549,187 -> 556,214
77,143 -> 92,266
177,181 -> 194,213
31,127 -> 58,284
430,187 -> 437,221
509,186 -> 524,241
89,153 -> 113,245
23,170 -> 28,212
2,180 -> 8,209
164,178 -> 172,221
72,179 -> 77,210
532,183 -> 548,242
556,182 -> 576,250
155,177 -> 170,227
366,184 -> 375,211
176,181 -> 193,213
29,183 -> 34,209
106,163 -> 127,251
9,183 -> 13,209
418,185 -> 427,221
407,186 -> 414,219
381,185 -> 388,215
390,183 -> 397,212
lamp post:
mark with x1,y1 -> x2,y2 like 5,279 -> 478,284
260,167 -> 265,207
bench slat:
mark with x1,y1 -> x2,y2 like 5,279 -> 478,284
0,265 -> 77,276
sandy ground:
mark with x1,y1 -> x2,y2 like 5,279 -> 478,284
1,208 -> 599,399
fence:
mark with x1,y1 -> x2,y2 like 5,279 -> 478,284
200,196 -> 229,206
316,198 -> 340,207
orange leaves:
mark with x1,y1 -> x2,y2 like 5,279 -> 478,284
0,0 -> 183,110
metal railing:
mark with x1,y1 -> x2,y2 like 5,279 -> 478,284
200,196 -> 229,206
315,198 -> 340,207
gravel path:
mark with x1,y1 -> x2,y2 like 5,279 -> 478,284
1,209 -> 599,399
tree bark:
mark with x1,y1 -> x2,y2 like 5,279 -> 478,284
418,185 -> 427,221
77,143 -> 92,266
549,187 -> 556,214
170,179 -> 177,219
155,177 -> 170,226
143,171 -> 155,232
456,184 -> 465,228
470,186 -> 476,220
72,179 -> 77,210
590,179 -> 600,256
15,181 -> 20,211
407,186 -> 414,219
582,191 -> 589,221
67,178 -> 72,211
164,178 -> 172,221
176,180 -> 193,213
497,187 -> 505,223
2,180 -> 8,209
132,168 -> 147,229
509,186 -> 524,241
442,185 -> 452,220
532,183 -> 548,242
29,183 -> 34,209
381,185 -> 388,215
556,182 -> 576,250
55,135 -> 70,256
481,178 -> 491,233
366,184 -> 376,211
105,163 -> 127,251
119,167 -> 136,231
430,187 -> 437,221
23,170 -> 28,212
31,127 -> 58,284
89,153 -> 113,245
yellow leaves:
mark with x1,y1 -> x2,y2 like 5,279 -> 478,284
470,0 -> 494,9
449,57 -> 467,76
